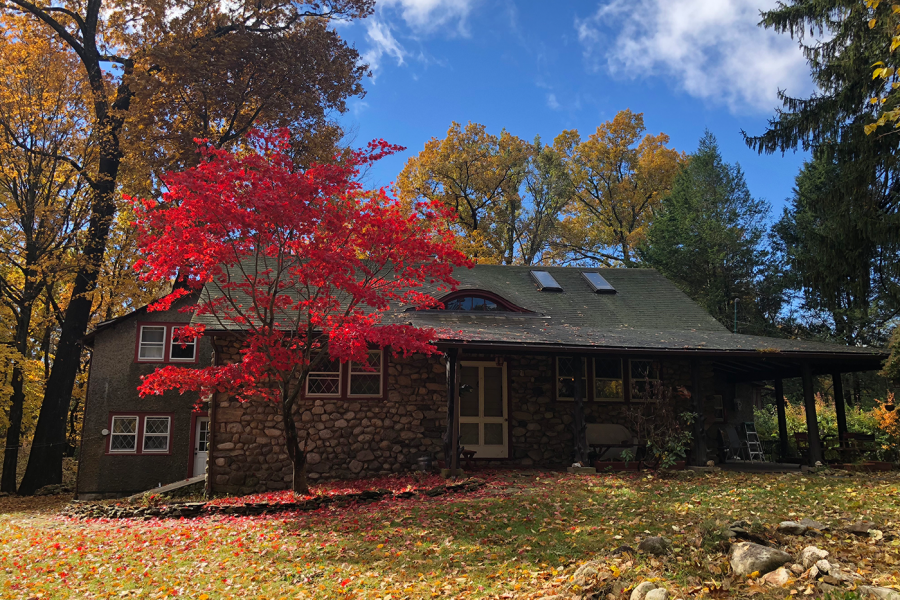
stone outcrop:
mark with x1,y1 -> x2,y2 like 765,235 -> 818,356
730,542 -> 791,577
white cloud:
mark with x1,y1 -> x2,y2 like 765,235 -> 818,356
576,0 -> 813,113
377,0 -> 476,35
547,93 -> 560,110
362,18 -> 407,78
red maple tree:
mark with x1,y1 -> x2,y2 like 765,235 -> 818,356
131,131 -> 468,494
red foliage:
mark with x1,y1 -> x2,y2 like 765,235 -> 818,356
129,130 -> 470,491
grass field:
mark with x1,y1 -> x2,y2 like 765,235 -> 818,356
0,470 -> 898,599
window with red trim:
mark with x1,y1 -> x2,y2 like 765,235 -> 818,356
136,323 -> 198,363
107,413 -> 172,454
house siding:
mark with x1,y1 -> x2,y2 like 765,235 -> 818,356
76,300 -> 212,499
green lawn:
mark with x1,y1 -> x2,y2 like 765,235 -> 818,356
1,470 -> 898,599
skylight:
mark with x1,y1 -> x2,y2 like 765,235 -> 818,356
530,270 -> 562,292
581,272 -> 616,294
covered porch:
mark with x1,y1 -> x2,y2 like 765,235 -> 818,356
435,343 -> 888,472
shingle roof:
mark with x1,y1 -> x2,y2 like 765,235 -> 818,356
191,264 -> 886,359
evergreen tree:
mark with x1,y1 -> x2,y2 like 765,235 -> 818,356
744,0 -> 900,349
642,132 -> 782,334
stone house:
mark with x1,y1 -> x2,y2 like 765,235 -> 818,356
76,266 -> 887,498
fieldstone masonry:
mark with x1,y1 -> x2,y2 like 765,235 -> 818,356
209,337 -> 720,495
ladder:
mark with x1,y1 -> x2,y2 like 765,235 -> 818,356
741,422 -> 765,462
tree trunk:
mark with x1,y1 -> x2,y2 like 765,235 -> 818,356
281,399 -> 309,495
18,78 -> 131,494
2,281 -> 36,493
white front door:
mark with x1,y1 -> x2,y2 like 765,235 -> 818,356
193,417 -> 209,477
458,361 -> 508,458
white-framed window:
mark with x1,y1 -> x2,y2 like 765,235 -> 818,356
138,326 -> 166,361
630,359 -> 661,401
556,357 -> 588,401
306,357 -> 342,396
168,327 -> 197,362
142,416 -> 171,452
349,350 -> 383,396
110,416 -> 139,453
594,358 -> 624,401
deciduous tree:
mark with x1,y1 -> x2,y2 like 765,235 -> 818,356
554,110 -> 682,267
4,0 -> 373,494
132,131 -> 468,494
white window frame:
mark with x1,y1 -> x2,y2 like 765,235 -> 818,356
556,356 -> 588,402
137,325 -> 167,362
142,416 -> 171,453
168,327 -> 197,362
305,357 -> 342,397
348,350 -> 383,398
593,357 -> 624,402
109,415 -> 139,453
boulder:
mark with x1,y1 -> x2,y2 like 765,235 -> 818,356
730,542 -> 792,577
799,546 -> 829,569
638,536 -> 672,556
645,589 -> 669,600
847,521 -> 877,536
630,582 -> 657,600
762,567 -> 791,586
798,518 -> 828,531
778,521 -> 807,535
572,562 -> 599,587
859,586 -> 900,600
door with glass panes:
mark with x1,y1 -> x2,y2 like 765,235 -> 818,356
458,361 -> 508,458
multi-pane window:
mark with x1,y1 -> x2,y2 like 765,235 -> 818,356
349,350 -> 383,396
443,296 -> 500,311
556,357 -> 588,401
137,324 -> 198,363
169,327 -> 197,361
138,326 -> 166,361
594,358 -> 624,400
110,416 -> 138,452
631,359 -> 661,400
108,414 -> 172,454
306,357 -> 342,396
142,416 -> 171,452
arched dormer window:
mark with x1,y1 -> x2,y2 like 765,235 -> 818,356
434,290 -> 529,313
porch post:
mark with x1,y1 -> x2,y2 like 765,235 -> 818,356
572,355 -> 588,465
774,378 -> 789,462
801,363 -> 824,465
832,372 -> 848,443
444,348 -> 460,471
690,360 -> 707,466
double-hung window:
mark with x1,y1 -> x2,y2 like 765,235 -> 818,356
137,324 -> 198,363
556,357 -> 588,401
349,350 -> 383,397
108,414 -> 172,454
110,416 -> 139,452
630,359 -> 661,400
306,357 -> 342,396
142,416 -> 171,452
594,358 -> 624,401
304,350 -> 386,399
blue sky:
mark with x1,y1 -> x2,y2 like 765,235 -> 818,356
335,0 -> 817,218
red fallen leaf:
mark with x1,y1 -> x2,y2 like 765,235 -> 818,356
341,578 -> 351,587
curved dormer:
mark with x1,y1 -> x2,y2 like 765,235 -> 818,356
433,289 -> 532,313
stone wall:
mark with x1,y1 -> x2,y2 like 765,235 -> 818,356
208,342 -> 735,494
209,340 -> 447,495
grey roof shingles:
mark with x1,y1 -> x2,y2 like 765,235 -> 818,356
191,264 -> 886,359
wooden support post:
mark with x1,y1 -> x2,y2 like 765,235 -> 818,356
801,363 -> 824,466
572,356 -> 588,465
833,372 -> 847,444
691,360 -> 707,466
444,348 -> 460,471
774,378 -> 789,462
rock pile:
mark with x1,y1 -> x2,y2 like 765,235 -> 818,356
60,478 -> 485,520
